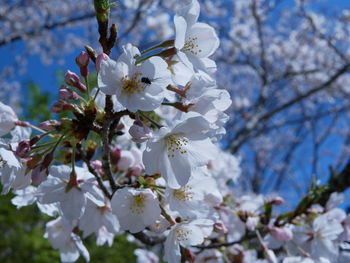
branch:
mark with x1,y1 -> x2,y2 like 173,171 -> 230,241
229,63 -> 350,153
78,147 -> 112,199
132,232 -> 166,246
101,95 -> 118,193
0,12 -> 95,47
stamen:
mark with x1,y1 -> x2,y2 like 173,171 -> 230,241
120,72 -> 146,95
175,227 -> 192,242
173,186 -> 194,202
130,194 -> 146,214
166,134 -> 188,158
182,37 -> 202,55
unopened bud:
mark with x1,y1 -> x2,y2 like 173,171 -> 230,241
39,120 -> 61,131
51,100 -> 73,113
214,222 -> 228,234
96,53 -> 109,72
15,140 -> 31,157
64,70 -> 87,92
110,147 -> 121,165
76,51 -> 89,67
59,86 -> 79,100
117,150 -> 135,171
268,196 -> 284,206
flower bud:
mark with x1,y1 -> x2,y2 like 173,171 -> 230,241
64,70 -> 87,92
214,222 -> 228,234
39,120 -> 61,131
15,140 -> 31,157
96,53 -> 109,72
117,150 -> 135,171
76,51 -> 90,77
75,51 -> 89,67
51,100 -> 73,113
110,147 -> 121,165
59,86 -> 79,100
268,226 -> 293,241
129,121 -> 153,143
267,196 -> 284,205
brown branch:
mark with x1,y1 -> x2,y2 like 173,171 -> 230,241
0,12 -> 95,47
78,147 -> 112,199
132,232 -> 166,246
229,63 -> 350,153
101,95 -> 118,193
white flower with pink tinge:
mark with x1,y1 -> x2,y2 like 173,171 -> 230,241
143,114 -> 216,189
164,219 -> 213,263
174,0 -> 219,75
0,101 -> 18,137
97,43 -> 171,112
45,217 -> 90,263
110,187 -> 161,233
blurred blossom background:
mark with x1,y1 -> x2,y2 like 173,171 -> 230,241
1,0 -> 350,261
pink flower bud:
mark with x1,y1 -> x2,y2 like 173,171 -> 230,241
96,53 -> 109,72
110,147 -> 121,165
59,86 -> 79,100
214,222 -> 228,234
64,70 -> 87,92
268,196 -> 284,205
39,120 -> 61,131
75,51 -> 89,67
129,121 -> 153,143
51,100 -> 73,113
268,226 -> 293,241
117,150 -> 135,171
15,140 -> 31,157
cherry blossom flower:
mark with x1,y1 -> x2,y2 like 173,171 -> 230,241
164,219 -> 213,263
37,165 -> 101,221
143,114 -> 216,188
110,187 -> 161,233
97,44 -> 171,112
45,217 -> 90,263
0,101 -> 18,136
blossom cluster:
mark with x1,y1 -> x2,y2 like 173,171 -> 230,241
1,1 -> 350,263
